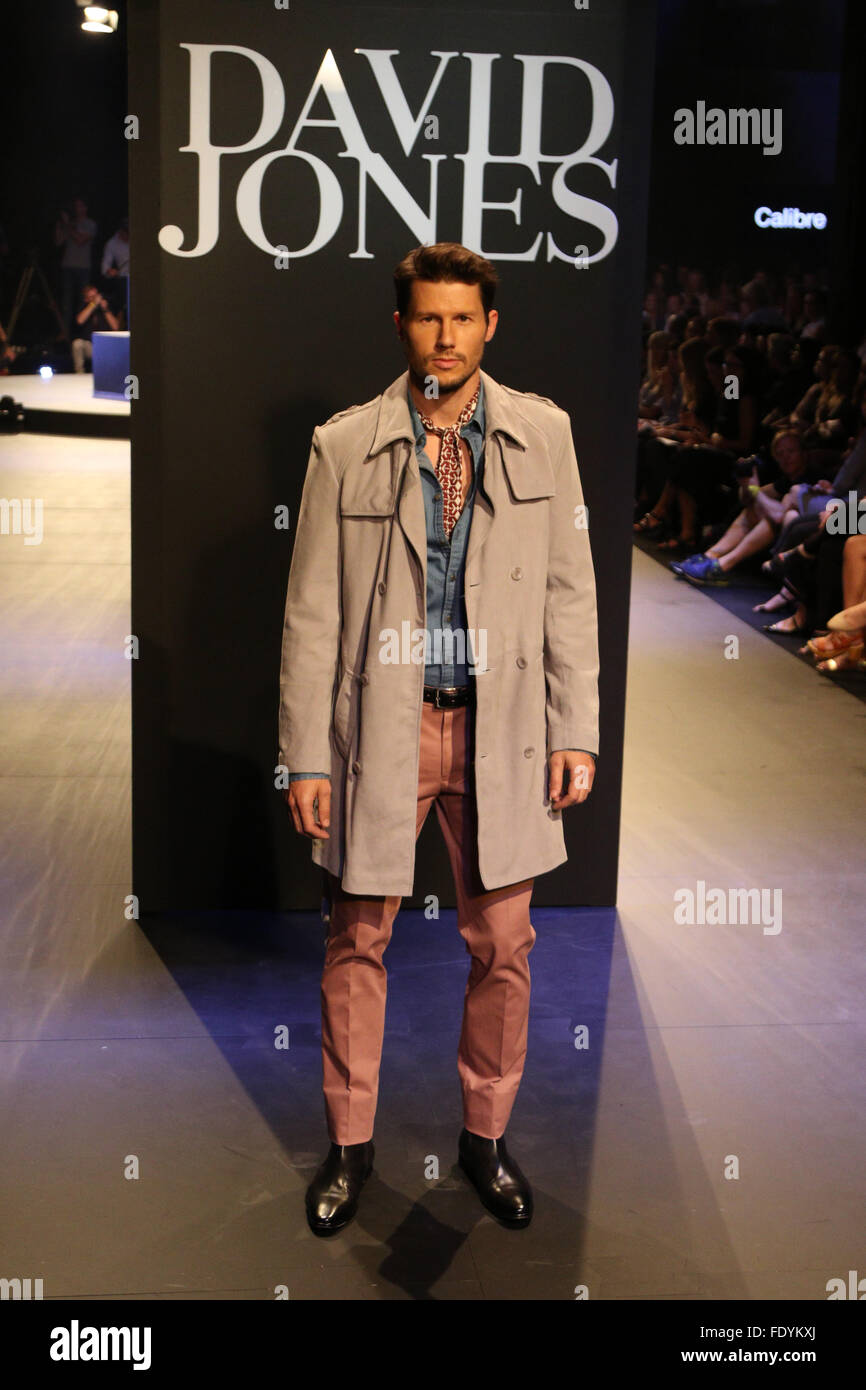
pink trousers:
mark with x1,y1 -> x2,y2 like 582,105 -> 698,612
321,698 -> 536,1144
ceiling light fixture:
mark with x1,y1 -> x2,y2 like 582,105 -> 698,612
75,2 -> 119,34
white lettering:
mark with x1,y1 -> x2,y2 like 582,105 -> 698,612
159,46 -> 620,264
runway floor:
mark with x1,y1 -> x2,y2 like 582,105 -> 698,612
1,431 -> 863,1300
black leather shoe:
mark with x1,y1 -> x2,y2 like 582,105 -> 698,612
458,1128 -> 533,1227
305,1140 -> 374,1237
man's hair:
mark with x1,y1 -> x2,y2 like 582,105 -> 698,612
393,243 -> 499,319
771,427 -> 804,460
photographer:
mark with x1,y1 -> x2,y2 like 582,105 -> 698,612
70,283 -> 119,373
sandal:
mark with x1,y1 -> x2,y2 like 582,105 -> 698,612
804,628 -> 865,661
816,642 -> 866,674
798,630 -> 828,657
762,615 -> 808,634
754,582 -> 802,613
633,509 -> 665,535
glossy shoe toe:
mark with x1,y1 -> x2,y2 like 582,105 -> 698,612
458,1128 -> 533,1228
305,1140 -> 374,1237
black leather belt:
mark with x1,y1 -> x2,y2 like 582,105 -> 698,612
423,684 -> 475,708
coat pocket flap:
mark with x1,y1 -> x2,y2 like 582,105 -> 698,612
501,448 -> 555,500
340,458 -> 401,516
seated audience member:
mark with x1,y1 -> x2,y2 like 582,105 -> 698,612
771,393 -> 866,555
642,288 -> 666,336
638,331 -> 680,422
759,334 -> 807,440
740,278 -> 788,333
669,428 -> 819,586
755,394 -> 866,627
706,279 -> 737,318
657,343 -> 762,552
783,279 -> 803,333
787,343 -> 838,425
683,268 -> 710,317
795,289 -> 827,343
796,349 -> 860,450
633,337 -> 715,536
664,311 -> 688,345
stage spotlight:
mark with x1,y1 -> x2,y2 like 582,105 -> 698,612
39,365 -> 53,379
75,3 -> 118,33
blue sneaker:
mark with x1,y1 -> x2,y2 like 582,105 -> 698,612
680,555 -> 729,586
669,553 -> 704,577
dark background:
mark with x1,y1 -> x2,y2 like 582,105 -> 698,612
647,0 -> 845,268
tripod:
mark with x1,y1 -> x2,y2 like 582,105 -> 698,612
5,250 -> 70,348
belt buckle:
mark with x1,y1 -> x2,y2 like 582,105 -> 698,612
436,685 -> 465,708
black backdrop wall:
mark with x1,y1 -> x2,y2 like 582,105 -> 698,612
128,0 -> 656,912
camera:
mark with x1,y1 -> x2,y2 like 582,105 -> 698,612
734,454 -> 761,479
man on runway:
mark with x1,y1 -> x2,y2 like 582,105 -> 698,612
278,243 -> 600,1235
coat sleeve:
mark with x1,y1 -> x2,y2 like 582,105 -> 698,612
543,410 -> 600,759
278,427 -> 341,776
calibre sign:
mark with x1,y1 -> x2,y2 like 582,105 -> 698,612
158,46 -> 620,265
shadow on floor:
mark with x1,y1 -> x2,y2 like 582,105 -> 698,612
139,902 -> 749,1298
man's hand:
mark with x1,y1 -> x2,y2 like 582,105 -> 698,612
548,751 -> 595,809
284,778 -> 331,839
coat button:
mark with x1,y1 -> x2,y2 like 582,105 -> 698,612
510,566 -> 523,580
378,581 -> 386,594
352,760 -> 361,774
516,655 -> 527,668
523,747 -> 534,758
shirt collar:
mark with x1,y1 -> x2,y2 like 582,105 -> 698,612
407,375 -> 486,444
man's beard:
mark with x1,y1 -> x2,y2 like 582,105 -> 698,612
408,356 -> 479,396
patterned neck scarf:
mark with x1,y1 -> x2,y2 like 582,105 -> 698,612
417,386 -> 480,540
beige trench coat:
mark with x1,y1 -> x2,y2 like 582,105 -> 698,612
278,368 -> 599,896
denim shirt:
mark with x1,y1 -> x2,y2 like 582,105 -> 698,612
408,377 -> 486,689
